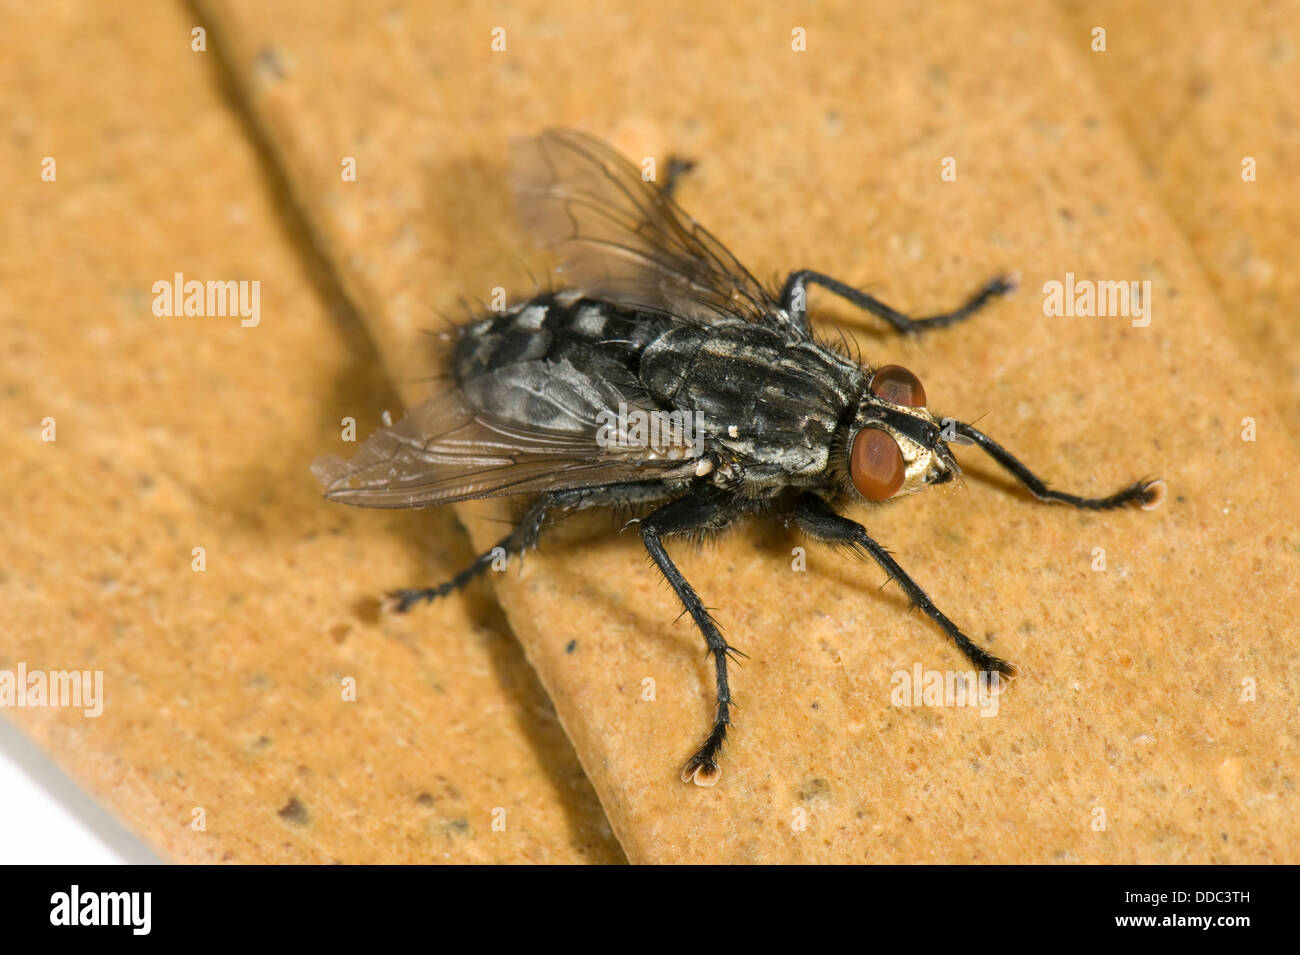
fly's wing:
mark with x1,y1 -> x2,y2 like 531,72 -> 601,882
513,128 -> 802,335
312,383 -> 699,509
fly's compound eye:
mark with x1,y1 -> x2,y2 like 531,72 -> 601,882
869,364 -> 927,407
850,427 -> 906,500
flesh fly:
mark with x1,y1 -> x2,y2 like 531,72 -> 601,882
314,129 -> 1164,785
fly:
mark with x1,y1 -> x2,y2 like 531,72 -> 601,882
313,129 -> 1165,786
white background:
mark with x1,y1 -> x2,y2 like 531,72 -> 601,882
0,716 -> 165,864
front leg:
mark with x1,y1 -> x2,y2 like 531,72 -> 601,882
638,488 -> 745,786
951,420 -> 1165,511
792,492 -> 1015,676
779,269 -> 1016,337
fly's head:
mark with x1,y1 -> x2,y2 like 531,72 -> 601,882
844,364 -> 959,502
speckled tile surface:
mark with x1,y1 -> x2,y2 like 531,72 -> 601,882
191,0 -> 1299,862
1063,0 -> 1300,423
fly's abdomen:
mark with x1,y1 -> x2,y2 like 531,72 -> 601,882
454,293 -> 672,389
451,294 -> 676,432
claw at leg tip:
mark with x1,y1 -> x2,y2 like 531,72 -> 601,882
682,759 -> 721,787
1140,479 -> 1167,511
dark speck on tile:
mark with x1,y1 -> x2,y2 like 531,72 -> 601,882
255,46 -> 287,83
277,796 -> 309,825
799,778 -> 831,802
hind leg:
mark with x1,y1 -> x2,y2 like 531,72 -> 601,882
386,482 -> 673,612
385,494 -> 556,613
779,269 -> 1016,338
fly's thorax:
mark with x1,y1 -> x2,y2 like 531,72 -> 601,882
640,322 -> 863,478
843,364 -> 959,502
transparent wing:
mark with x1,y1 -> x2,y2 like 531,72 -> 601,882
312,390 -> 696,509
513,128 -> 797,332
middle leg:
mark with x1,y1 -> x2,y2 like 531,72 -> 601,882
638,487 -> 746,786
792,492 -> 1015,676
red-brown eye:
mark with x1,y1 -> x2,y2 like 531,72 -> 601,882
850,427 -> 906,500
869,364 -> 927,407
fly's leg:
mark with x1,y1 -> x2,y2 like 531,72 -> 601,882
386,493 -> 558,613
385,549 -> 501,613
792,492 -> 1016,677
386,483 -> 674,612
638,489 -> 743,786
951,421 -> 1166,511
779,269 -> 1016,337
660,156 -> 697,202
